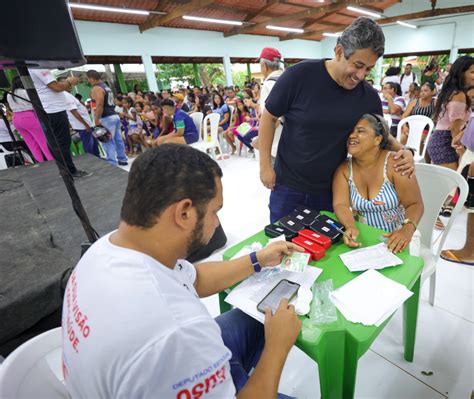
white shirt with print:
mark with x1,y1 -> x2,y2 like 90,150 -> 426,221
28,69 -> 67,114
62,233 -> 234,399
64,92 -> 93,131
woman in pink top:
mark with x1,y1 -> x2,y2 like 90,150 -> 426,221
427,56 -> 473,170
6,76 -> 53,162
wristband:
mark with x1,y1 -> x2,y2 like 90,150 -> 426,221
402,218 -> 417,231
249,251 -> 261,273
403,146 -> 416,156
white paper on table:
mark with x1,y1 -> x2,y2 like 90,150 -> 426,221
230,242 -> 263,260
339,243 -> 403,272
225,266 -> 323,323
267,235 -> 286,244
329,269 -> 413,326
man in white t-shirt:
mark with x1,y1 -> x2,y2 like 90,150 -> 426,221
252,47 -> 284,158
399,63 -> 418,98
62,144 -> 303,399
28,69 -> 91,178
58,77 -> 99,157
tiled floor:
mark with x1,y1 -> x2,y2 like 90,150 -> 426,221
121,153 -> 473,399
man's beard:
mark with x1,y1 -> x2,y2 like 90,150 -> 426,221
186,218 -> 208,258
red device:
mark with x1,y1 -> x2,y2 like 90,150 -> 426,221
298,229 -> 332,250
292,235 -> 326,261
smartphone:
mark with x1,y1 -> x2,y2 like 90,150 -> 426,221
257,279 -> 301,314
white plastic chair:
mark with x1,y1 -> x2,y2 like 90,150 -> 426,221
0,144 -> 15,169
0,327 -> 68,399
414,163 -> 468,305
396,115 -> 435,162
383,114 -> 392,129
189,112 -> 204,145
190,113 -> 224,160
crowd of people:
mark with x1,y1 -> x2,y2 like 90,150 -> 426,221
0,56 -> 274,172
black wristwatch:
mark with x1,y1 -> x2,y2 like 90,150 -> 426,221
403,146 -> 416,156
249,251 -> 261,273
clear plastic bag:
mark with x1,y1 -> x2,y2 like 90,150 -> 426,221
308,279 -> 338,325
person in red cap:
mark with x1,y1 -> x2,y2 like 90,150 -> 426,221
258,17 -> 416,223
257,47 -> 284,115
252,47 -> 285,156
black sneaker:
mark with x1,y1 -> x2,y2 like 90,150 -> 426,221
118,161 -> 128,166
72,170 -> 93,179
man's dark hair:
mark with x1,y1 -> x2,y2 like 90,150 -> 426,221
384,81 -> 402,96
385,66 -> 401,77
337,17 -> 385,58
406,63 -> 412,67
121,145 -> 223,228
161,98 -> 175,108
86,70 -> 101,81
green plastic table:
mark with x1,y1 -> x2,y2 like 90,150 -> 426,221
220,212 -> 424,399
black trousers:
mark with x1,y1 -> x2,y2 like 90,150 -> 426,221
47,111 -> 77,174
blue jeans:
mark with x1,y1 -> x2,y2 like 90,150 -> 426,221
76,129 -> 100,157
269,183 -> 333,224
100,115 -> 127,165
236,130 -> 258,149
215,309 -> 294,399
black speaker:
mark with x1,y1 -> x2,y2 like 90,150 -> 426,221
0,71 -> 9,88
0,0 -> 86,69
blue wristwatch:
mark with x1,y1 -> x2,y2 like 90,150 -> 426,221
249,251 -> 262,273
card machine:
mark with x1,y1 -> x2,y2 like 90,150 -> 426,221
314,214 -> 345,231
289,210 -> 316,227
309,218 -> 342,244
298,229 -> 332,249
278,216 -> 305,233
292,235 -> 326,261
264,223 -> 297,241
294,206 -> 320,219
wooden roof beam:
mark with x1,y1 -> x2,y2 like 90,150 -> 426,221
224,0 -> 378,37
377,4 -> 474,25
281,4 -> 474,42
244,0 -> 280,22
139,0 -> 216,32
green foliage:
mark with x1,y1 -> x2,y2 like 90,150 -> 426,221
232,71 -> 248,88
155,64 -> 195,88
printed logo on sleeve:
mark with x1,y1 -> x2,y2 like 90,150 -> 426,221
172,352 -> 231,399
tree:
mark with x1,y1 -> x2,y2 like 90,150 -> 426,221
155,64 -> 195,88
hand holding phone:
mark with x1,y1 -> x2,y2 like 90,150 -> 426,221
263,297 -> 302,356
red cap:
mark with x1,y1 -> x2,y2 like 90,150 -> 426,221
256,47 -> 282,63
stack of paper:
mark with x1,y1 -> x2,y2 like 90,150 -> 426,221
339,243 -> 403,272
225,266 -> 323,323
329,269 -> 413,326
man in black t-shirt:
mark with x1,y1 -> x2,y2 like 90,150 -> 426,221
87,70 -> 128,167
258,17 -> 415,223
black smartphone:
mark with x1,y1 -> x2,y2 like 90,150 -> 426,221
257,279 -> 301,314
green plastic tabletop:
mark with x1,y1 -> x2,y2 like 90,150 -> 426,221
220,212 -> 424,399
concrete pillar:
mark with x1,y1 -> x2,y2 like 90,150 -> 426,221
223,55 -> 233,87
104,64 -> 116,95
113,64 -> 128,93
449,47 -> 459,64
141,54 -> 158,92
449,22 -> 459,64
193,63 -> 201,87
375,57 -> 383,88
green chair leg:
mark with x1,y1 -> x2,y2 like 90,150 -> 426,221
315,330 -> 346,399
403,276 -> 420,362
342,334 -> 360,399
77,141 -> 85,155
219,291 -> 232,314
70,142 -> 78,156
